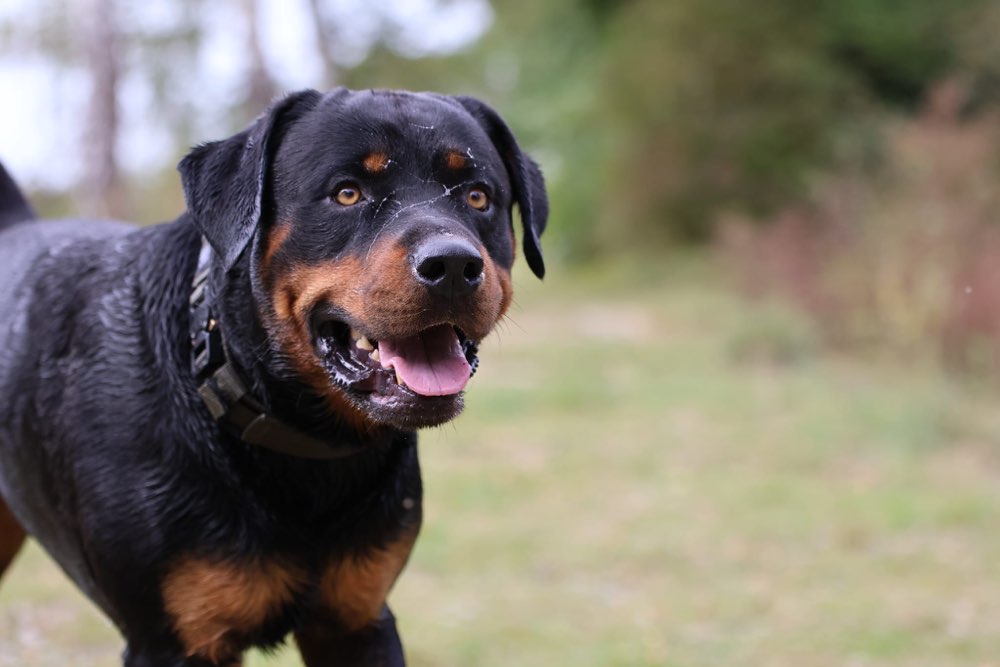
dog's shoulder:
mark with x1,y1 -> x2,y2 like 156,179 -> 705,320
0,218 -> 197,425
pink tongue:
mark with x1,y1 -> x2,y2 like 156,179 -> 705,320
377,325 -> 472,397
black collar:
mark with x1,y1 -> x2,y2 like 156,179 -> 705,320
189,238 -> 363,460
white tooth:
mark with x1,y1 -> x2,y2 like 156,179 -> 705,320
356,336 -> 374,351
350,328 -> 361,341
395,370 -> 406,388
370,348 -> 380,363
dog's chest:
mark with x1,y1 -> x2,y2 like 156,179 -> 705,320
160,529 -> 416,662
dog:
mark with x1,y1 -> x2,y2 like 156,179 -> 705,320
0,87 -> 546,666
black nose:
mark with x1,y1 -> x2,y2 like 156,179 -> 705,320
412,236 -> 485,298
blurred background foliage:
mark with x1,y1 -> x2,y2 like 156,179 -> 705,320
4,0 -> 1000,369
5,0 -> 996,239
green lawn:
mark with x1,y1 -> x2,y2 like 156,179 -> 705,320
2,254 -> 999,666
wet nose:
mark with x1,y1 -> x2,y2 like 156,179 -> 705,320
411,236 -> 484,298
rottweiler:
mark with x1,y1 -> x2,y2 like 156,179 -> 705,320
0,87 -> 547,666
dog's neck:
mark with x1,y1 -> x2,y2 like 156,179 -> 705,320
190,237 -> 379,460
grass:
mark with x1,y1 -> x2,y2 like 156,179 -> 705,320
3,253 -> 1000,666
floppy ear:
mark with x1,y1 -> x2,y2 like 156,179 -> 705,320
178,90 -> 322,271
453,96 -> 548,279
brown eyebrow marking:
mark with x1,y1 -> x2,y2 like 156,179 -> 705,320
444,150 -> 467,170
362,152 -> 390,173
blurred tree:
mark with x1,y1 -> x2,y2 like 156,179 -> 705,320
824,0 -> 978,107
81,0 -> 126,219
305,0 -> 338,88
0,0 -> 204,219
601,0 -> 992,243
239,0 -> 278,122
603,0 -> 860,242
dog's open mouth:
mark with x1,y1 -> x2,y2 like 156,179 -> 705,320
312,318 -> 480,402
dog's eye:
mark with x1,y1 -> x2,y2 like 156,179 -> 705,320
333,184 -> 363,206
466,188 -> 489,211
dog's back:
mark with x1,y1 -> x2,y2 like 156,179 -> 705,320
0,164 -> 176,619
0,163 -> 133,319
0,168 -> 137,386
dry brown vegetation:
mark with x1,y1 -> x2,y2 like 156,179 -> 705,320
719,80 -> 1000,377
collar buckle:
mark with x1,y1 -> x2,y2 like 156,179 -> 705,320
189,241 -> 224,378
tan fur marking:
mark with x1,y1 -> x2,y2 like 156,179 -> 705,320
162,558 -> 302,664
318,529 -> 418,631
362,152 -> 390,173
0,498 -> 26,579
495,262 -> 513,320
444,150 -> 467,170
265,236 -> 510,428
269,255 -> 373,431
260,221 -> 293,283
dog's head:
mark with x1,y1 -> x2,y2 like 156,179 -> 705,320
179,88 -> 547,431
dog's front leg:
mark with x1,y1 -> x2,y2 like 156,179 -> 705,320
295,606 -> 405,667
122,644 -> 242,667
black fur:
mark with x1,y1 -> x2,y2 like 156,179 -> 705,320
0,88 -> 547,667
